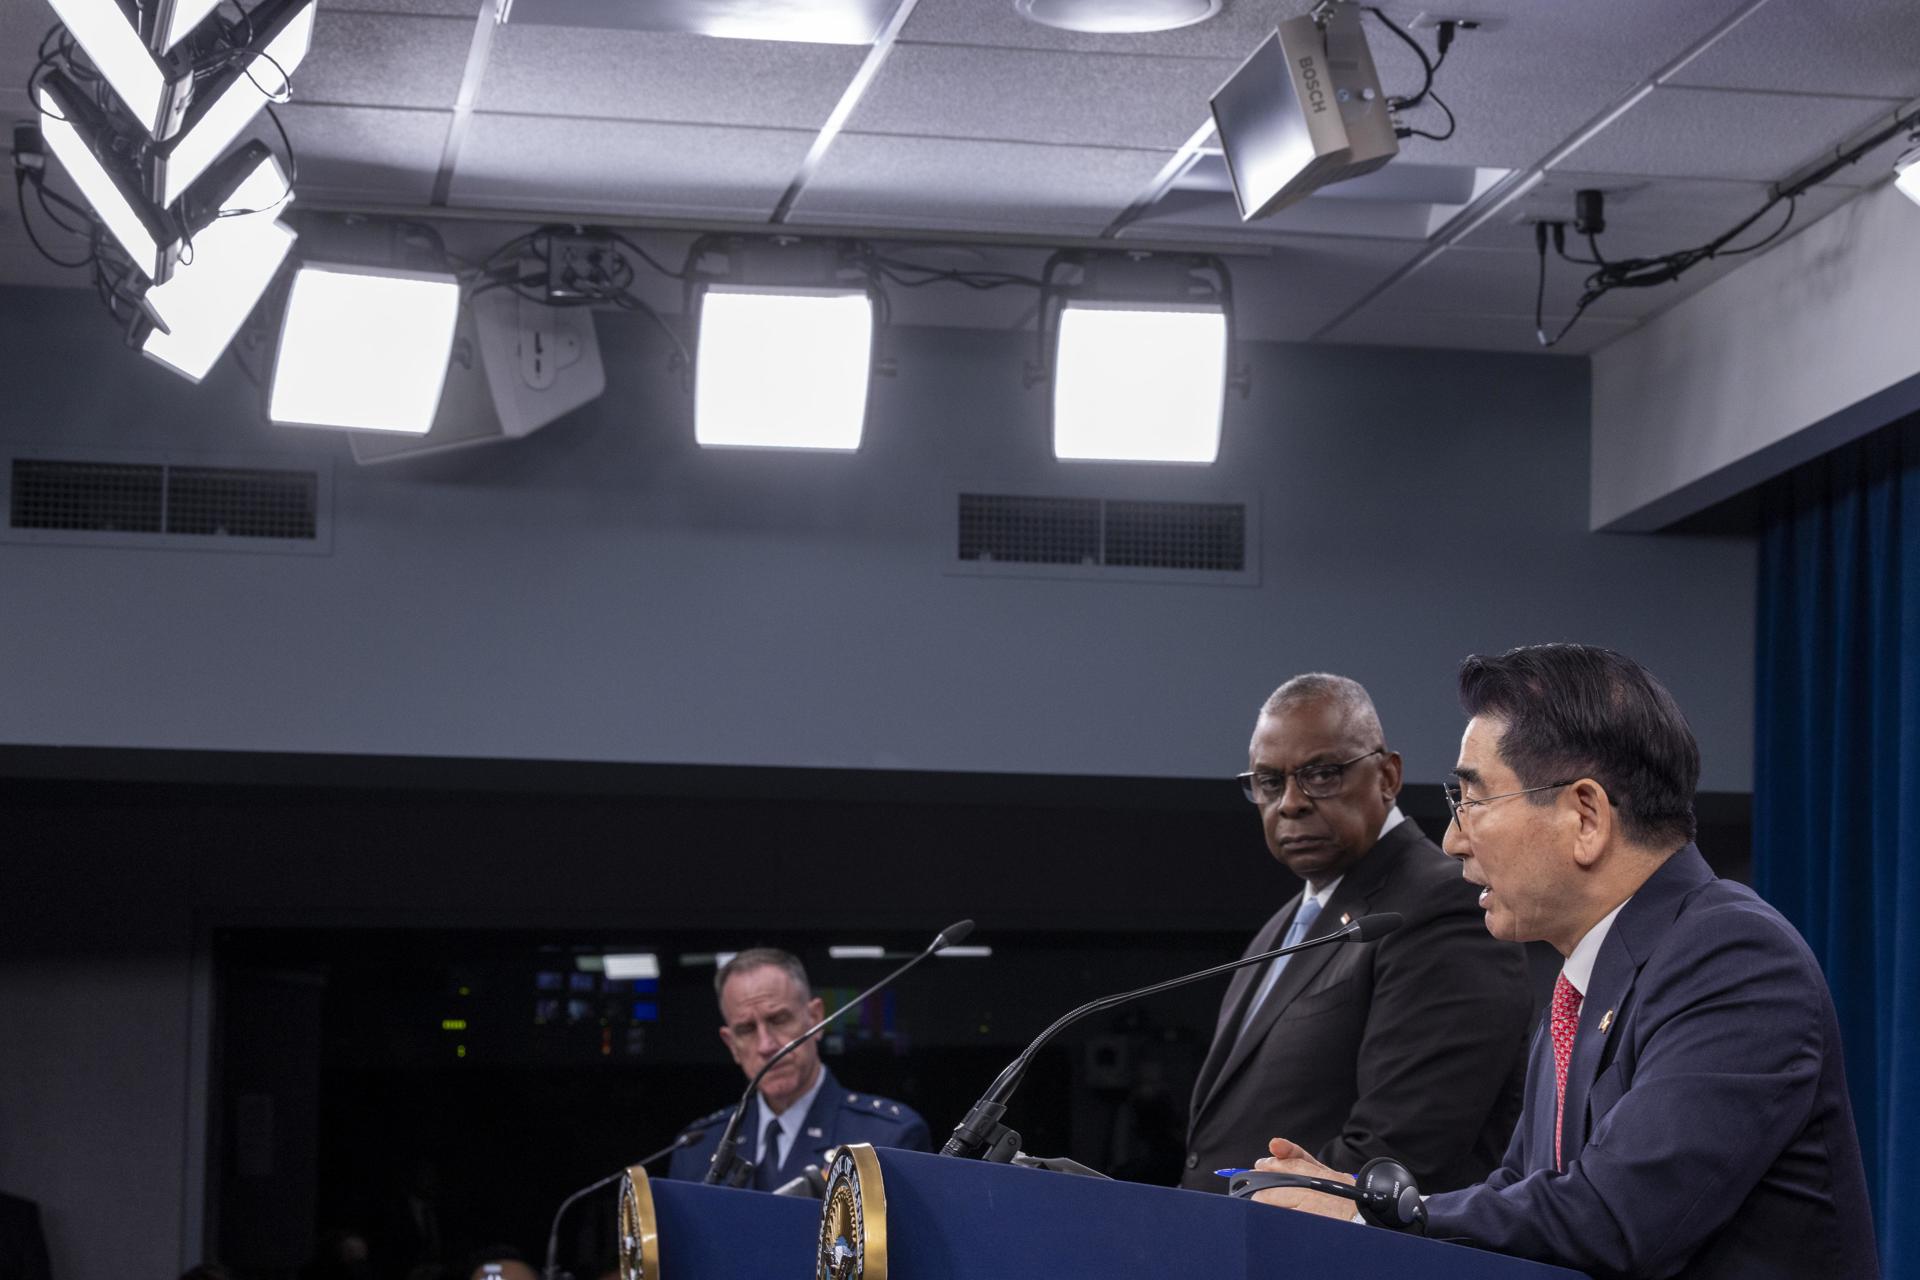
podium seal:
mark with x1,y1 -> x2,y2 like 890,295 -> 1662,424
616,1165 -> 660,1280
817,1143 -> 887,1280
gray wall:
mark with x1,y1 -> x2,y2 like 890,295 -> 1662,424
1591,179 -> 1920,532
0,282 -> 1757,1280
0,287 -> 1755,787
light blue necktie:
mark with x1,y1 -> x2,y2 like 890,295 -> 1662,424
1237,896 -> 1324,1044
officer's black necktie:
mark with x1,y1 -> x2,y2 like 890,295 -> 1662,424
756,1113 -> 782,1190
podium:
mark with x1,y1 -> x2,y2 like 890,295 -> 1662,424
833,1147 -> 1590,1280
619,1149 -> 1589,1279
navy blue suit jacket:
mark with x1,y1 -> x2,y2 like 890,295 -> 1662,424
1424,845 -> 1878,1279
665,1065 -> 930,1186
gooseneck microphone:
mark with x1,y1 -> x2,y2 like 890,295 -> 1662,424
702,918 -> 976,1186
542,1127 -> 708,1280
941,912 -> 1402,1161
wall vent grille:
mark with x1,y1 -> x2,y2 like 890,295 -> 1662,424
956,492 -> 1252,582
5,454 -> 328,552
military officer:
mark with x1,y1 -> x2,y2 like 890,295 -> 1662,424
666,948 -> 929,1188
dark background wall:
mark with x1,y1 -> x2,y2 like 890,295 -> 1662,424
0,283 -> 1759,1280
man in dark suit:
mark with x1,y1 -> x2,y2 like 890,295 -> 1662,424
1181,674 -> 1532,1192
1250,645 -> 1880,1279
667,948 -> 928,1188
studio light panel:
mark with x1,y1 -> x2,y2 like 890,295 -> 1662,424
140,149 -> 296,382
151,0 -> 316,206
45,0 -> 188,137
695,287 -> 873,450
269,265 -> 461,433
36,71 -> 179,282
1052,302 -> 1227,464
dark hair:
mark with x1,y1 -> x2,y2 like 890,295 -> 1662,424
1457,643 -> 1698,849
713,947 -> 810,1002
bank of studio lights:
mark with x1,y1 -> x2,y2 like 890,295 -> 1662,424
33,0 -> 316,375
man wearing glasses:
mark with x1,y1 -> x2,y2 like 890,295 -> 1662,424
1180,674 -> 1532,1192
1247,646 -> 1878,1277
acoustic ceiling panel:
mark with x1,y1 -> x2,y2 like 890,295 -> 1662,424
475,25 -> 867,128
1556,86 -> 1906,182
1227,235 -> 1425,343
1455,171 -> 1863,259
790,133 -> 1173,233
1663,0 -> 1920,101
295,11 -> 475,111
451,116 -> 816,218
267,104 -> 453,203
326,0 -> 482,18
896,0 -> 1286,59
845,45 -> 1240,151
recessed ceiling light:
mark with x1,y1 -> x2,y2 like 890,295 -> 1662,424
1014,0 -> 1219,35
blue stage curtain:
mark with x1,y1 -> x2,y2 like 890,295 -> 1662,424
1755,412 -> 1919,1278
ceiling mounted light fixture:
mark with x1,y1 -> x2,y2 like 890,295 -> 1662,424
44,0 -> 192,137
35,68 -> 181,281
269,264 -> 462,433
1015,0 -> 1219,35
147,0 -> 316,206
138,144 -> 296,382
1033,252 -> 1245,465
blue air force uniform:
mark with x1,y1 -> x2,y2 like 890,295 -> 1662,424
666,1066 -> 930,1188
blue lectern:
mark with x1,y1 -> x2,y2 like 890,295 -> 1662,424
847,1147 -> 1590,1280
627,1174 -> 817,1280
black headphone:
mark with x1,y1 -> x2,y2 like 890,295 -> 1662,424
1228,1156 -> 1427,1232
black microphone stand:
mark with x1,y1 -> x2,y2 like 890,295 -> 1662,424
941,913 -> 1402,1162
542,1128 -> 705,1280
702,918 -> 975,1187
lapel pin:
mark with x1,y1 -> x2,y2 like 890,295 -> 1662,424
806,1126 -> 823,1138
1599,1009 -> 1615,1034
1339,912 -> 1352,926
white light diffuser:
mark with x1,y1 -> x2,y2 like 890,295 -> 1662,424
828,946 -> 887,960
45,0 -> 187,137
695,286 -> 872,450
36,72 -> 178,282
1051,302 -> 1227,464
602,953 -> 660,980
269,265 -> 461,433
141,151 -> 295,382
151,0 -> 316,206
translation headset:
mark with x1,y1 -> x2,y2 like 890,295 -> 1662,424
1228,1156 -> 1427,1233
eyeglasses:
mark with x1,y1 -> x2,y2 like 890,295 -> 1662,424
1441,780 -> 1578,830
1238,747 -> 1384,804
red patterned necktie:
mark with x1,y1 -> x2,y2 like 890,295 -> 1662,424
1550,973 -> 1583,1171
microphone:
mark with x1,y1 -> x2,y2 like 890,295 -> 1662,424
771,1164 -> 830,1198
941,912 -> 1402,1161
1228,1157 -> 1426,1231
703,918 -> 976,1186
542,1127 -> 708,1280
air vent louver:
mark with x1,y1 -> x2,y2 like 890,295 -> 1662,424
957,492 -> 1250,578
7,454 -> 325,551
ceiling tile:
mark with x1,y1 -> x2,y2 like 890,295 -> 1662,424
1455,170 -> 1864,259
1321,307 -> 1632,355
1664,0 -> 1920,101
325,0 -> 482,19
475,26 -> 866,128
451,116 -> 814,218
266,104 -> 452,204
847,44 -> 1238,150
1229,236 -> 1424,342
1554,86 -> 1904,182
791,134 -> 1171,234
298,11 -> 473,110
897,0 -> 1287,59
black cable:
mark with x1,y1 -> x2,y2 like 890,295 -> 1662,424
1400,87 -> 1455,141
1366,7 -> 1434,110
15,173 -> 93,268
606,231 -> 686,281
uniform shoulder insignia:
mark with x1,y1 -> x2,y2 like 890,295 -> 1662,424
846,1093 -> 860,1104
685,1105 -> 732,1131
888,1104 -> 899,1115
870,1098 -> 882,1109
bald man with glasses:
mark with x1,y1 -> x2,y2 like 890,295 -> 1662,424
1180,673 -> 1533,1193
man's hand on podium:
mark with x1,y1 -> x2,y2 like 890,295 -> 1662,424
1249,1139 -> 1357,1220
